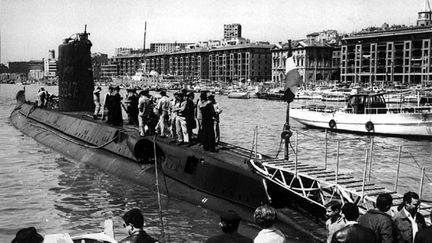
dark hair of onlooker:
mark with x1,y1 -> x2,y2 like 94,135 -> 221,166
254,205 -> 277,229
11,227 -> 44,243
220,210 -> 242,234
341,203 -> 359,221
376,193 -> 393,212
325,200 -> 342,212
398,191 -> 420,211
200,92 -> 207,101
122,208 -> 144,228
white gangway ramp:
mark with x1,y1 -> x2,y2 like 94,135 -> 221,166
249,157 -> 432,224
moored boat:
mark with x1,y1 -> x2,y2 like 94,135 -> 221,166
228,90 -> 250,99
291,92 -> 432,137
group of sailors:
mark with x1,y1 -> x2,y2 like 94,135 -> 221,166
326,191 -> 432,243
93,86 -> 222,152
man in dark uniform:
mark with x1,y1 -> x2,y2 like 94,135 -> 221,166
111,86 -> 123,126
206,210 -> 252,243
185,91 -> 196,143
119,208 -> 158,243
103,86 -> 114,124
199,92 -> 216,152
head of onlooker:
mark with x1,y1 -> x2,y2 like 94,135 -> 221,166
401,191 -> 420,216
160,90 -> 167,97
219,210 -> 242,234
376,193 -> 393,213
341,202 -> 359,222
108,86 -> 114,94
254,205 -> 277,229
139,89 -> 149,97
187,91 -> 194,100
122,208 -> 144,234
11,227 -> 44,243
200,91 -> 208,102
325,200 -> 342,222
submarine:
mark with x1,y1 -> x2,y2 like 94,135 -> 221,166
9,29 -> 326,242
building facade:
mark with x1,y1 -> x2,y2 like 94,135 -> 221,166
143,44 -> 272,83
209,44 -> 272,83
100,64 -> 118,80
150,42 -> 194,53
272,40 -> 340,86
224,24 -> 242,39
341,1 -> 432,86
111,54 -> 144,76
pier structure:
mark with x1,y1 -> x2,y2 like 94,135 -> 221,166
249,129 -> 432,224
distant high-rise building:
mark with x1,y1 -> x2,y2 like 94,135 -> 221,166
44,50 -> 57,79
224,24 -> 242,39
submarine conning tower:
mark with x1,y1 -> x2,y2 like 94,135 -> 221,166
57,27 -> 94,112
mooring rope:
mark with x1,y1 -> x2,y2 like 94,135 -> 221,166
153,135 -> 166,242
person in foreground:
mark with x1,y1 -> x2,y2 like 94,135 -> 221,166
331,202 -> 377,243
253,205 -> 288,243
120,208 -> 158,243
358,193 -> 395,243
206,209 -> 253,243
325,200 -> 346,243
414,210 -> 432,243
393,191 -> 426,243
11,227 -> 44,243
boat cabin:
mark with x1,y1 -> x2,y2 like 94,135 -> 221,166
346,93 -> 387,114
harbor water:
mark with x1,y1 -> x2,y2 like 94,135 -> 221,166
1,84 -> 432,242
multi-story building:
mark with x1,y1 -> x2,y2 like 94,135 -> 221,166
100,63 -> 118,80
341,2 -> 432,86
91,53 -> 108,80
44,50 -> 57,79
209,44 -> 272,83
111,54 -> 144,76
272,38 -> 340,85
224,24 -> 242,39
150,43 -> 194,53
143,44 -> 272,83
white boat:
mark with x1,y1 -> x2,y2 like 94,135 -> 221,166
44,219 -> 117,243
290,92 -> 432,137
228,90 -> 249,99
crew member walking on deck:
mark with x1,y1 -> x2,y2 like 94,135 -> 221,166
199,92 -> 216,152
155,90 -> 171,137
138,89 -> 152,136
119,208 -> 158,243
208,94 -> 222,145
93,86 -> 102,119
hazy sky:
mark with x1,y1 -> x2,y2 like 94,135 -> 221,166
0,0 -> 427,63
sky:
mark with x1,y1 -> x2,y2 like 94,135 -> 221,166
0,0 -> 427,63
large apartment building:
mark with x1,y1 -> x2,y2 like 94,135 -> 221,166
144,44 -> 272,83
224,24 -> 242,39
340,1 -> 432,86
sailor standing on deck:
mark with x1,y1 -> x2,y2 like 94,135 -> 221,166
111,86 -> 123,126
155,89 -> 171,137
169,92 -> 180,141
103,86 -> 114,124
199,93 -> 216,152
208,93 -> 222,145
124,87 -> 139,125
37,87 -> 48,107
93,86 -> 102,119
138,89 -> 152,136
185,91 -> 196,143
174,92 -> 189,145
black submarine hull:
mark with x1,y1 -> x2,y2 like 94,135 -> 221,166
10,90 -> 325,242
